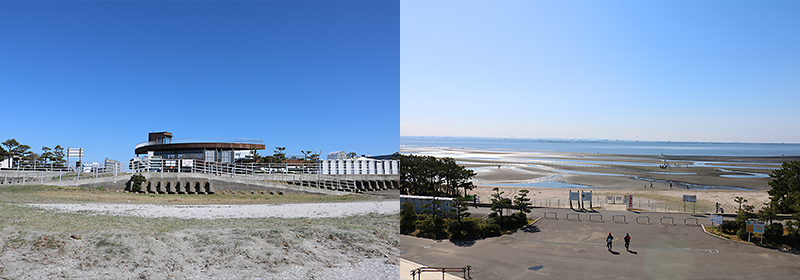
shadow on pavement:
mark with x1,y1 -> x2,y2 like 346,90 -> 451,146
627,249 -> 638,254
522,224 -> 540,233
450,239 -> 477,247
610,250 -> 620,255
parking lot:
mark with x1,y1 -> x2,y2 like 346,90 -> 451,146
400,207 -> 800,279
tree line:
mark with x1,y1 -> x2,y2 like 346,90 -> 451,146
242,147 -> 339,164
398,153 -> 476,197
398,153 -> 535,240
0,139 -> 66,168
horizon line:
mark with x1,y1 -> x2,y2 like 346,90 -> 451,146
400,135 -> 800,145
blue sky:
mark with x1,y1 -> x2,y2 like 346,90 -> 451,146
1,1 -> 399,163
401,0 -> 800,143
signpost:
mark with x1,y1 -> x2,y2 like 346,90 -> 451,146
746,220 -> 766,243
581,191 -> 592,210
623,194 -> 633,210
683,195 -> 697,213
569,191 -> 580,209
67,148 -> 83,172
710,214 -> 723,226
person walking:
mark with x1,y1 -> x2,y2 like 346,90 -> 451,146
606,232 -> 614,251
624,233 -> 631,251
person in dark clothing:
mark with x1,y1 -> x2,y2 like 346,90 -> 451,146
606,232 -> 614,251
624,233 -> 631,250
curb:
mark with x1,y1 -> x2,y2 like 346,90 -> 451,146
701,224 -> 752,245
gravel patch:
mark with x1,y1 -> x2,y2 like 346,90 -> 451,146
23,201 -> 398,219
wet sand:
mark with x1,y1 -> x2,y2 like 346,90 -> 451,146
402,146 -> 795,211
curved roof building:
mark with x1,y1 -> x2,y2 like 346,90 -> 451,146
135,132 -> 265,163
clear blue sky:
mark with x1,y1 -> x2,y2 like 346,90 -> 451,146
1,1 -> 399,163
401,0 -> 800,143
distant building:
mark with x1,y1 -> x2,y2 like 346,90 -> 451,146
327,151 -> 347,160
134,132 -> 265,164
400,195 -> 456,215
82,162 -> 101,173
318,158 -> 398,175
104,158 -> 120,172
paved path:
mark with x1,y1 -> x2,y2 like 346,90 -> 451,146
401,207 -> 800,279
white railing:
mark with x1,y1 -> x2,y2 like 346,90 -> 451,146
2,158 -> 398,192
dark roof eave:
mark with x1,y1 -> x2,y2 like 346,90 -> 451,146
135,143 -> 266,155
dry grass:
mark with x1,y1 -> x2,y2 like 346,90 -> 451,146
0,185 -> 400,279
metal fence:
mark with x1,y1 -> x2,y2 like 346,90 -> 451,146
522,197 -> 735,214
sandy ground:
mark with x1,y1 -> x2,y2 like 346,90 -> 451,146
0,200 -> 400,279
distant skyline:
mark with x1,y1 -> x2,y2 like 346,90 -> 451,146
401,0 -> 800,144
1,1 -> 399,163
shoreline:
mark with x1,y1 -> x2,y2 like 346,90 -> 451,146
401,146 -> 786,211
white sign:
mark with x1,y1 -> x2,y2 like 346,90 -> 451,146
569,191 -> 580,201
67,148 -> 84,158
181,159 -> 193,167
615,196 -> 623,203
710,214 -> 723,225
581,192 -> 592,201
683,195 -> 697,203
625,194 -> 633,209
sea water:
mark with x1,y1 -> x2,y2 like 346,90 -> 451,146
401,136 -> 800,157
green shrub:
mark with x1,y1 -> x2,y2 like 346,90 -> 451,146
720,220 -> 740,234
400,202 -> 417,234
787,228 -> 800,247
448,220 -> 480,240
764,223 -> 784,242
415,215 -> 447,239
737,227 -> 749,241
129,174 -> 146,192
481,223 -> 501,237
511,212 -> 528,226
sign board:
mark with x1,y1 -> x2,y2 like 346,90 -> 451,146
181,159 -> 193,167
569,191 -> 580,201
683,195 -> 697,203
581,192 -> 592,201
67,148 -> 84,158
615,196 -> 623,203
606,195 -> 614,203
625,194 -> 633,209
747,220 -> 766,233
710,214 -> 723,225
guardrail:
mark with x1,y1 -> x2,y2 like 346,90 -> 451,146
566,213 -> 580,221
612,215 -> 627,224
684,217 -> 699,226
589,214 -> 604,223
544,212 -> 558,220
410,266 -> 471,280
636,216 -> 651,225
660,216 -> 675,226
